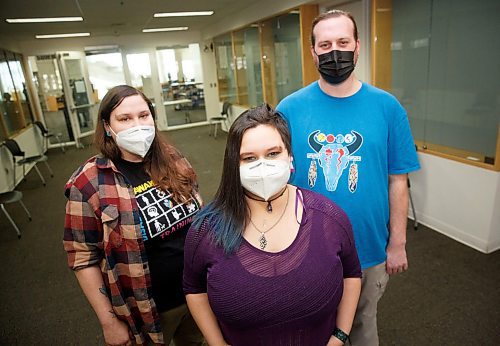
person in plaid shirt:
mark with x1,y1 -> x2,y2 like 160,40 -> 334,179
64,85 -> 204,345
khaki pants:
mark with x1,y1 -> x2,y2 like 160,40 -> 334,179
349,262 -> 390,346
159,304 -> 205,346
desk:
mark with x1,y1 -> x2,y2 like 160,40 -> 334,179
163,99 -> 192,106
163,99 -> 192,124
168,81 -> 203,87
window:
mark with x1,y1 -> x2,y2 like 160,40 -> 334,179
126,53 -> 153,101
261,12 -> 303,107
233,26 -> 263,106
0,49 -> 34,140
156,44 -> 206,127
213,8 -> 308,108
372,0 -> 500,169
86,52 -> 126,101
214,34 -> 237,104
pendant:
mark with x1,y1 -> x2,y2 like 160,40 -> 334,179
267,201 -> 273,213
259,233 -> 268,250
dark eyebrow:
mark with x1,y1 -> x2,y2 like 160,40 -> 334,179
115,109 -> 150,117
240,151 -> 254,157
240,145 -> 283,157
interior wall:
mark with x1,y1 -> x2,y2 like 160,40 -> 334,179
490,179 -> 500,248
411,152 -> 500,253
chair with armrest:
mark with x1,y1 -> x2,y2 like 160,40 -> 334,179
34,121 -> 65,153
0,143 -> 32,239
4,138 -> 54,187
0,191 -> 32,239
208,101 -> 231,139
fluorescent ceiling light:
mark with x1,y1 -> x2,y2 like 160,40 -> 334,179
154,11 -> 213,17
143,27 -> 188,33
7,17 -> 83,23
35,32 -> 90,39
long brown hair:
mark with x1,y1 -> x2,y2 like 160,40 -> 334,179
95,85 -> 196,202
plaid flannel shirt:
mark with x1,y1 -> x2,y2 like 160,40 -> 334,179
63,155 -> 163,344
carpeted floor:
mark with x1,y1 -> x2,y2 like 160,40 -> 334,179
0,125 -> 498,345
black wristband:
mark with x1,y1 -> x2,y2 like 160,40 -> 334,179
332,327 -> 349,344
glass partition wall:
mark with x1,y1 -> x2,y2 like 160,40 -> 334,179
63,55 -> 96,136
233,27 -> 263,106
29,51 -> 97,148
372,0 -> 500,170
0,49 -> 35,141
27,43 -> 206,142
214,34 -> 237,104
126,53 -> 154,102
86,51 -> 126,102
156,44 -> 206,127
29,55 -> 73,143
262,13 -> 302,107
213,7 -> 313,108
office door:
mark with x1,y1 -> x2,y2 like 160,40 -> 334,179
57,51 -> 96,147
29,54 -> 75,146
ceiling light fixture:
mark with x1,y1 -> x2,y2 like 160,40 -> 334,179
143,27 -> 188,33
35,32 -> 90,39
154,11 -> 213,17
7,17 -> 83,23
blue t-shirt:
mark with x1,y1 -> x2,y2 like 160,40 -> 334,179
277,81 -> 420,269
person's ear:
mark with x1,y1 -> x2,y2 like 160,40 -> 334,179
310,45 -> 317,62
103,121 -> 112,137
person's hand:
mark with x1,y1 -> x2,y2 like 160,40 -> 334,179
386,241 -> 408,275
326,335 -> 345,346
102,317 -> 132,346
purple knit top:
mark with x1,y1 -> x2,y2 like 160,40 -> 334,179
183,188 -> 361,346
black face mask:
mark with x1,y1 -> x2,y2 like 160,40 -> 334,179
316,49 -> 356,85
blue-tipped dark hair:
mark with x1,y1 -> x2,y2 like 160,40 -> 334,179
193,104 -> 292,254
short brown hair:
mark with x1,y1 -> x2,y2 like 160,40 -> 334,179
95,85 -> 197,202
310,9 -> 358,47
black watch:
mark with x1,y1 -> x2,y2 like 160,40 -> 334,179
332,327 -> 349,344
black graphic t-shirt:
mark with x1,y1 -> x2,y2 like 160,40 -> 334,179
114,158 -> 200,312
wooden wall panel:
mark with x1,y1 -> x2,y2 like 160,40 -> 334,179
299,4 -> 319,87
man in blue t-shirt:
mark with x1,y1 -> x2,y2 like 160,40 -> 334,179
277,10 -> 420,346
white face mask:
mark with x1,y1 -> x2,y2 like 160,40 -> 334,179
110,125 -> 155,158
240,158 -> 291,201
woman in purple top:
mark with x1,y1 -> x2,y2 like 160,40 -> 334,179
183,104 -> 361,346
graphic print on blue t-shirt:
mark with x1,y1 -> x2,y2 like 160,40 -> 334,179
306,129 -> 363,193
133,180 -> 200,241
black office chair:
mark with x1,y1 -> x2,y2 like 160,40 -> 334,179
209,101 -> 231,138
0,191 -> 32,239
34,121 -> 65,153
0,142 -> 32,238
4,139 -> 54,187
